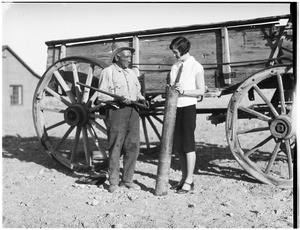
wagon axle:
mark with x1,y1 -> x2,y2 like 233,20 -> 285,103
64,104 -> 89,126
270,115 -> 294,139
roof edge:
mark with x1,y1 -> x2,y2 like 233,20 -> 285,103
2,45 -> 41,79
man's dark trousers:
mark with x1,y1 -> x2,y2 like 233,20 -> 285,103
106,106 -> 140,186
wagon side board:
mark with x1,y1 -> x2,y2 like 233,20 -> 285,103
45,14 -> 292,98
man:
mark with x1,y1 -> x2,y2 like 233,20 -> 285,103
98,42 -> 146,193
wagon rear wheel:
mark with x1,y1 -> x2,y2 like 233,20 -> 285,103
226,65 -> 295,186
33,56 -> 109,171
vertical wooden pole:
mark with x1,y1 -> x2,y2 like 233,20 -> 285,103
215,30 -> 224,88
60,44 -> 66,59
221,27 -> 232,85
155,85 -> 179,196
132,36 -> 140,77
58,44 -> 67,94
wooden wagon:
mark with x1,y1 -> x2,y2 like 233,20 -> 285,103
32,13 -> 295,186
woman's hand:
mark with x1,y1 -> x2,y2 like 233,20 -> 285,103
174,83 -> 184,94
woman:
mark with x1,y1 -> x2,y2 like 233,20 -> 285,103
169,36 -> 205,194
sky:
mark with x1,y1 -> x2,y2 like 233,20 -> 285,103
2,2 -> 292,76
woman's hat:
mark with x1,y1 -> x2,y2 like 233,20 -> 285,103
110,42 -> 135,64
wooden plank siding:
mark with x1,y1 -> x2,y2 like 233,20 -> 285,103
44,14 -> 292,96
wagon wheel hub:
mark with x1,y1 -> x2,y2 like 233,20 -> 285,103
269,115 -> 293,139
64,104 -> 89,126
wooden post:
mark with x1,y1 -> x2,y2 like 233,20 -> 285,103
132,36 -> 140,76
58,44 -> 67,94
60,44 -> 66,59
221,27 -> 232,85
155,85 -> 179,196
215,30 -> 224,88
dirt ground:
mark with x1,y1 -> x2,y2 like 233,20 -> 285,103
2,113 -> 295,228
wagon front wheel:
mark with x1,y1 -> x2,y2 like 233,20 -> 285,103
226,65 -> 295,186
33,56 -> 109,171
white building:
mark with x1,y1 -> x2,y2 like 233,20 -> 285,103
2,45 -> 41,137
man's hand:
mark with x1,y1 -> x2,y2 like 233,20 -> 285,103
138,98 -> 150,108
119,97 -> 131,105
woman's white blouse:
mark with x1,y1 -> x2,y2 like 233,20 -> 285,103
170,56 -> 204,107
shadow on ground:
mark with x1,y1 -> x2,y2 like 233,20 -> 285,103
2,135 -> 259,185
2,135 -> 76,177
138,141 -> 260,185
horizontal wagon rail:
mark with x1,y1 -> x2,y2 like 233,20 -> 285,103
133,57 -> 292,68
45,14 -> 290,47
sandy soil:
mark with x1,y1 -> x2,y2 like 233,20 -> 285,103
2,112 -> 294,228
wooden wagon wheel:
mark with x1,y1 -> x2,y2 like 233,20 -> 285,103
33,56 -> 109,171
226,65 -> 295,186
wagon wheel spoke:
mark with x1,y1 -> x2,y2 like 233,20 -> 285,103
151,115 -> 163,124
40,106 -> 65,113
239,106 -> 272,122
87,91 -> 99,108
54,125 -> 75,151
82,126 -> 91,166
82,65 -> 94,103
53,70 -> 76,104
276,72 -> 286,114
244,135 -> 273,158
89,119 -> 107,135
86,123 -> 100,148
71,62 -> 82,103
265,142 -> 281,174
45,120 -> 66,132
141,116 -> 150,149
146,116 -> 161,140
45,86 -> 72,107
86,123 -> 107,157
253,85 -> 279,117
284,139 -> 293,179
71,126 -> 81,163
236,126 -> 269,135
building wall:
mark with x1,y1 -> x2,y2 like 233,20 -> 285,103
2,49 -> 40,137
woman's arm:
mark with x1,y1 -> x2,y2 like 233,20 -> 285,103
175,71 -> 205,97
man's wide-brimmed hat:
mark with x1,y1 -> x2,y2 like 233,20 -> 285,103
110,42 -> 135,64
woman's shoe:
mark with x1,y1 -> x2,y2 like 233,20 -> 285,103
176,182 -> 194,194
170,181 -> 184,190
